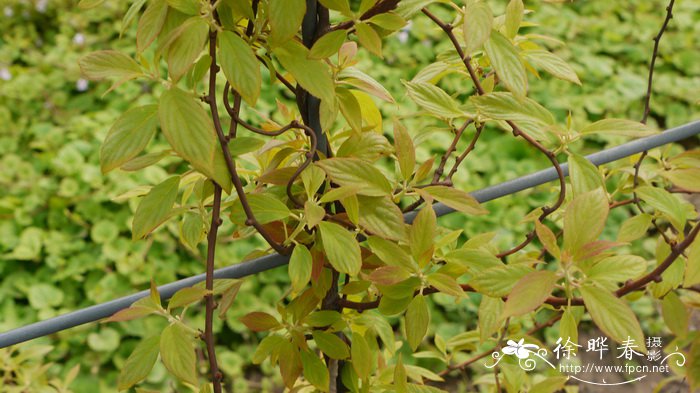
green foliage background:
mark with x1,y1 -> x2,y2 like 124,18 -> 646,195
0,0 -> 698,391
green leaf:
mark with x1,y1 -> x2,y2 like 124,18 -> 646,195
484,30 -> 527,96
101,105 -> 158,173
683,235 -> 700,287
301,350 -> 329,392
278,341 -> 302,389
504,0 -> 523,39
339,68 -> 395,103
132,176 -> 180,240
409,204 -> 436,267
661,291 -> 688,338
289,245 -> 312,292
79,50 -> 142,81
405,294 -> 430,351
427,273 -> 465,298
530,377 -> 569,393
419,186 -> 487,215
463,1 -> 492,54
166,0 -> 199,15
159,87 -> 224,185
660,169 -> 700,192
219,31 -> 261,106
636,186 -> 690,231
368,12 -> 407,31
312,331 -> 350,359
357,195 -> 407,241
318,221 -> 362,275
568,153 -> 604,196
535,221 -> 560,259
501,270 -> 558,319
367,236 -> 418,271
559,307 -> 578,346
617,213 -> 652,242
470,264 -> 533,298
316,158 -> 392,197
585,255 -> 647,287
579,285 -> 646,351
160,323 -> 198,386
304,200 -> 325,228
168,286 -> 209,310
273,40 -> 335,103
403,81 -> 465,119
268,0 -> 306,45
471,92 -> 554,125
137,0 -> 168,52
166,18 -> 209,82
180,211 -> 204,250
351,332 -> 372,379
478,296 -> 504,343
562,188 -> 608,257
355,22 -> 383,57
230,193 -> 292,224
118,335 -> 160,391
336,87 -> 363,133
240,312 -> 281,332
309,30 -> 347,59
394,120 -> 415,181
580,119 -> 656,137
319,0 -> 353,16
524,50 -> 581,85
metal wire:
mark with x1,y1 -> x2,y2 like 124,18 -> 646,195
1,120 -> 698,348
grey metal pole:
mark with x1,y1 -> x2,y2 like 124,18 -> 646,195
1,120 -> 698,348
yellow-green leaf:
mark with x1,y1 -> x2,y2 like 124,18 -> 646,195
160,323 -> 198,386
268,0 -> 306,45
318,221 -> 362,275
351,332 -> 372,379
404,81 -> 465,119
501,270 -> 557,319
504,0 -> 523,39
394,120 -> 415,181
484,30 -> 527,96
230,193 -> 291,224
137,0 -> 168,52
301,350 -> 329,392
101,105 -> 158,173
405,294 -> 429,351
132,176 -> 180,240
579,285 -> 646,351
617,213 -> 652,242
219,31 -> 261,106
316,158 -> 392,197
661,169 -> 700,192
309,30 -> 347,59
524,50 -> 581,85
289,244 -> 312,292
168,286 -> 209,310
563,188 -> 608,257
117,335 -> 160,390
312,331 -> 350,359
166,18 -> 209,82
419,186 -> 487,215
357,195 -> 406,241
580,119 -> 656,137
273,40 -> 335,103
683,235 -> 700,287
79,50 -> 142,81
463,1 -> 492,54
240,312 -> 281,332
355,22 -> 382,57
166,0 -> 199,14
159,87 -> 219,182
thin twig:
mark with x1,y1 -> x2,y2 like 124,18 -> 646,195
203,184 -> 223,393
421,7 -> 567,257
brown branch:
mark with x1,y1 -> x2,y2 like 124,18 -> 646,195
445,123 -> 484,182
632,0 -> 676,246
203,184 -> 223,393
433,120 -> 472,183
208,30 -> 289,255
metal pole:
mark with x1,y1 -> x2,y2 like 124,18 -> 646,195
1,120 -> 698,348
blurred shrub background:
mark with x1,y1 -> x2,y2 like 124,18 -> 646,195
0,0 -> 698,391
